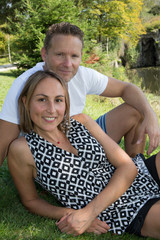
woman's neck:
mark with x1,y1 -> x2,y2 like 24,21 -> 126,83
33,126 -> 78,156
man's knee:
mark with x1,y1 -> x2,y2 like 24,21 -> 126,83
124,103 -> 144,124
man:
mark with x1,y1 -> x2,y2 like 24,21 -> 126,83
0,22 -> 159,167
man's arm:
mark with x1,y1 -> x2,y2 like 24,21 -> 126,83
101,77 -> 160,155
0,120 -> 20,167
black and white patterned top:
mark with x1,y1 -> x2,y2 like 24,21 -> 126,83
25,118 -> 160,234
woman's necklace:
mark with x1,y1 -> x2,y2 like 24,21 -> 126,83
51,138 -> 60,145
51,132 -> 65,145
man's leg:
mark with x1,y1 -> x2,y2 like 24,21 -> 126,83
140,153 -> 160,239
156,152 -> 160,180
141,200 -> 160,239
105,103 -> 146,157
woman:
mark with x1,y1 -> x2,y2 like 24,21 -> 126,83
8,70 -> 160,239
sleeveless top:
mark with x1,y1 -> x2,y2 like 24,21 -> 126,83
25,118 -> 160,234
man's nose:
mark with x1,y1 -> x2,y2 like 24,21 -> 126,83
63,56 -> 72,67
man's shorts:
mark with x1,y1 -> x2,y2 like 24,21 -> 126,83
96,113 -> 107,134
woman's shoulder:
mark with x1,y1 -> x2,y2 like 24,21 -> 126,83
9,136 -> 27,151
9,136 -> 33,162
8,136 -> 36,178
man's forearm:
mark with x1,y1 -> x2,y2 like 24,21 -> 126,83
122,83 -> 153,116
0,120 -> 20,167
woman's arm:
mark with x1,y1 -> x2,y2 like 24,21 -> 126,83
8,136 -> 110,235
57,114 -> 138,235
7,137 -> 73,220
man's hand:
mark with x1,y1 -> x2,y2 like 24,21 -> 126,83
137,112 -> 160,155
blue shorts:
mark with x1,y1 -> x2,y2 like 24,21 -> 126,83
96,113 -> 107,134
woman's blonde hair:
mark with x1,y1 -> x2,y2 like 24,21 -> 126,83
18,70 -> 70,134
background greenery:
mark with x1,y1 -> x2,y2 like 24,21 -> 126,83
1,0 -> 160,70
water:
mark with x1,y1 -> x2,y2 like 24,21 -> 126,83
126,66 -> 160,94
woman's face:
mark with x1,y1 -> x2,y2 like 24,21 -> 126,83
28,77 -> 66,134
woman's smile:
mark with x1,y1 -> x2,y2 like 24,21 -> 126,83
29,77 -> 66,134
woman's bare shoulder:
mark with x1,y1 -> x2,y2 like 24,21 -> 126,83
9,136 -> 28,154
8,136 -> 34,166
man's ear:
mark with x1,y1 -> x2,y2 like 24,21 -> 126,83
41,47 -> 47,61
80,51 -> 83,63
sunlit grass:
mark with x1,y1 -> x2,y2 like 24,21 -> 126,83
0,71 -> 15,111
0,57 -> 10,65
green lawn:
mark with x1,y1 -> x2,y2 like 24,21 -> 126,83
0,57 -> 10,65
0,70 -> 159,240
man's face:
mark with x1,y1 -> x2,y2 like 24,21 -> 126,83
41,34 -> 83,82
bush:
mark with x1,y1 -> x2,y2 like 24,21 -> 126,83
149,5 -> 160,16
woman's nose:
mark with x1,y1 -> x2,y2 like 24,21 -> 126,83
47,101 -> 55,113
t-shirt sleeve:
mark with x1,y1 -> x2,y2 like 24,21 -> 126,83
0,62 -> 44,124
79,67 -> 108,95
0,76 -> 26,124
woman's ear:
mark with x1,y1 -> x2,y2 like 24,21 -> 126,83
22,96 -> 27,107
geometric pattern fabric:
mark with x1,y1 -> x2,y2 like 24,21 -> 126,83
25,118 -> 160,234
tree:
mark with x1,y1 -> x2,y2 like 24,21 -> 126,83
10,0 -> 86,69
8,0 -> 146,69
90,0 -> 145,44
149,5 -> 160,15
0,31 -> 7,55
0,0 -> 23,25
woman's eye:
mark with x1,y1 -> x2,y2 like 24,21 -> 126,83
56,99 -> 62,102
38,98 -> 46,102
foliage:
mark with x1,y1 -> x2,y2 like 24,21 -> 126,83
144,16 -> 160,31
125,44 -> 141,68
6,0 -> 147,69
80,0 -> 146,45
143,0 -> 160,9
0,31 -> 7,54
0,0 -> 23,26
149,5 -> 160,15
9,0 -> 86,69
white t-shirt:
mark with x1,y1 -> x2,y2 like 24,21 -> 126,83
0,62 -> 108,124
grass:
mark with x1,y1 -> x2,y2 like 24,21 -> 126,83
0,71 -> 15,111
0,57 -> 11,65
0,70 -> 159,240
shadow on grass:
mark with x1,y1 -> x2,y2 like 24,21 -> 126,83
0,68 -> 25,78
0,71 -> 16,77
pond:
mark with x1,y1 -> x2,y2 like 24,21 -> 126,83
126,66 -> 160,94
